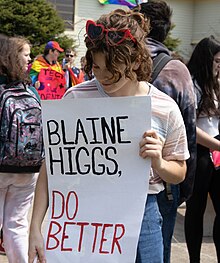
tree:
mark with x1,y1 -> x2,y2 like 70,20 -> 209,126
0,0 -> 75,58
164,24 -> 181,52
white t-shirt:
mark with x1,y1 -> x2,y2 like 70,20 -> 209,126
64,78 -> 189,194
194,79 -> 219,137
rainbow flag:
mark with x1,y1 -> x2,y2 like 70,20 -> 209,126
98,0 -> 137,8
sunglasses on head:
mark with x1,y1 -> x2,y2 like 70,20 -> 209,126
86,20 -> 137,46
66,54 -> 74,58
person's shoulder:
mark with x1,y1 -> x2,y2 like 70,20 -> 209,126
150,83 -> 182,114
150,83 -> 177,104
150,84 -> 185,128
71,66 -> 81,74
31,55 -> 48,69
32,55 -> 44,64
72,66 -> 80,71
72,78 -> 98,91
63,79 -> 99,99
27,85 -> 41,101
158,59 -> 194,95
165,59 -> 190,76
53,61 -> 63,70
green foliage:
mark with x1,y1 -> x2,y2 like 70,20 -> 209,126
164,24 -> 181,52
0,0 -> 75,59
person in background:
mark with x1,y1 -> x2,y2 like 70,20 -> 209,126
62,48 -> 84,89
136,1 -> 197,262
28,8 -> 189,263
0,35 -> 43,263
30,41 -> 66,100
27,54 -> 43,75
185,35 -> 220,263
0,35 -> 8,258
80,56 -> 92,81
0,229 -> 5,255
0,37 -> 8,258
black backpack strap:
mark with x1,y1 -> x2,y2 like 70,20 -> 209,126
151,53 -> 172,83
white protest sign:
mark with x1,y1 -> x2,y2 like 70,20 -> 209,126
42,96 -> 151,263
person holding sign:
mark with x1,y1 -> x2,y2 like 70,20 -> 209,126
30,41 -> 66,100
28,9 -> 189,263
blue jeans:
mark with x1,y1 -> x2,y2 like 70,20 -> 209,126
157,184 -> 180,263
136,194 -> 163,263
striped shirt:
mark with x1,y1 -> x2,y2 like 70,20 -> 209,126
64,78 -> 189,194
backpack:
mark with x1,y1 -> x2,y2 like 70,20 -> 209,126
151,53 -> 172,83
0,82 -> 44,173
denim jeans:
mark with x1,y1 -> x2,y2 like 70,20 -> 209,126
157,184 -> 180,263
136,194 -> 163,263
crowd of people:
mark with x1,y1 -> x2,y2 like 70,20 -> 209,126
29,41 -> 88,100
0,0 -> 220,263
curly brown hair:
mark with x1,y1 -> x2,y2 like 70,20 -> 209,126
0,35 -> 31,84
84,9 -> 152,82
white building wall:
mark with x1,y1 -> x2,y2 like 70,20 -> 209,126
67,0 -> 127,67
193,0 -> 220,44
69,0 -> 196,64
64,0 -> 220,65
166,0 -> 194,58
158,0 -> 220,58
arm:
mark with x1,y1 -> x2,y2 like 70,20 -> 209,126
28,162 -> 48,263
63,62 -> 71,70
196,127 -> 220,151
139,130 -> 186,184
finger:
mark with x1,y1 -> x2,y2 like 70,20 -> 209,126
28,251 -> 37,263
37,247 -> 47,263
140,138 -> 157,150
140,144 -> 161,157
139,134 -> 160,148
143,130 -> 159,140
140,149 -> 160,159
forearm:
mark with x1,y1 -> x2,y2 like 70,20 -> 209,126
30,162 -> 49,231
28,163 -> 48,263
139,130 -> 187,184
196,127 -> 220,151
155,159 -> 186,184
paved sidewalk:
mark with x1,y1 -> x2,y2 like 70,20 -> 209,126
0,204 -> 217,262
171,204 -> 217,263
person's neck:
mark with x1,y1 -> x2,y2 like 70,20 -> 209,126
68,61 -> 75,68
44,54 -> 55,65
109,81 -> 149,97
123,81 -> 149,96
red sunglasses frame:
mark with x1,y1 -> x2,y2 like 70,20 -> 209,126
86,20 -> 137,46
